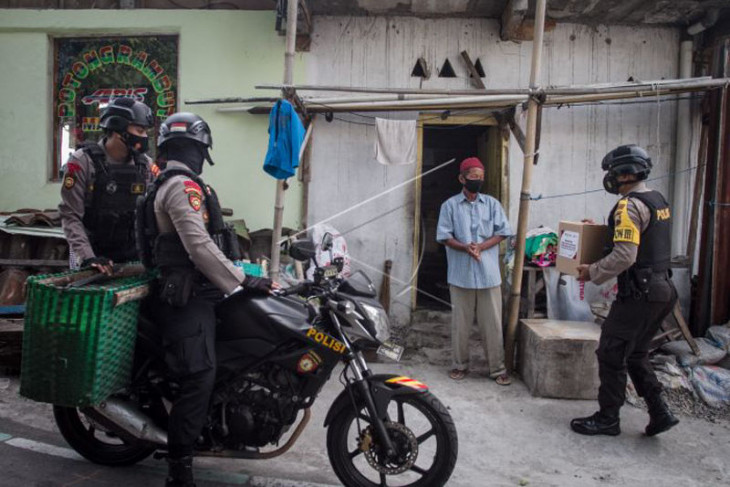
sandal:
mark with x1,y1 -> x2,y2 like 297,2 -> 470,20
495,373 -> 512,386
449,369 -> 468,381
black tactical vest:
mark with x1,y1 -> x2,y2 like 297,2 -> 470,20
80,142 -> 148,263
608,190 -> 672,294
135,167 -> 241,271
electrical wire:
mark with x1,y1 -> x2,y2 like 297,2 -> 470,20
530,164 -> 705,201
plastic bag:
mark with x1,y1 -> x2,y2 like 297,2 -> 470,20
543,268 -> 618,321
305,223 -> 352,280
689,366 -> 730,408
707,325 -> 730,352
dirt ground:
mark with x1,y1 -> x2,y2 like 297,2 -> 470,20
1,352 -> 729,487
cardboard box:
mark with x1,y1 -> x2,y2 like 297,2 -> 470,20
556,221 -> 610,276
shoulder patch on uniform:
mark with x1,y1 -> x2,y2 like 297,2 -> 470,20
613,198 -> 640,245
63,176 -> 75,189
65,161 -> 82,176
188,193 -> 202,211
183,180 -> 202,195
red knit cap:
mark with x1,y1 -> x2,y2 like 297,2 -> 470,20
460,157 -> 484,173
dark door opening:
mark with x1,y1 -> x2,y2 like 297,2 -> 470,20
416,123 -> 501,310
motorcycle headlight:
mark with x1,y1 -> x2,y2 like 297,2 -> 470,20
360,303 -> 390,343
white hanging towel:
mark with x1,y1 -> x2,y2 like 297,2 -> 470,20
374,117 -> 417,165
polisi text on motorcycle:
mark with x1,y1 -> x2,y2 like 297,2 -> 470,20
306,327 -> 346,353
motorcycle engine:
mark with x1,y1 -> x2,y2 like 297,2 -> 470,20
212,364 -> 301,449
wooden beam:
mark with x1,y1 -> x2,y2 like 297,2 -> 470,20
460,51 -> 486,90
673,304 -> 701,356
687,121 -> 709,268
504,109 -> 526,154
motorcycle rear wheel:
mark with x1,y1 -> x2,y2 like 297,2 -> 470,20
53,406 -> 157,466
327,391 -> 458,487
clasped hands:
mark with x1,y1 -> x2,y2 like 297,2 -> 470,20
466,242 -> 485,262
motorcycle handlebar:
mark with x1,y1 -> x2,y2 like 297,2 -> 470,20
277,282 -> 310,297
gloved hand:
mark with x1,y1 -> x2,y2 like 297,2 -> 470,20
243,276 -> 274,295
81,256 -> 114,276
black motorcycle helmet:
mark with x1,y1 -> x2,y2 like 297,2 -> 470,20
601,144 -> 652,194
99,97 -> 154,132
157,112 -> 215,173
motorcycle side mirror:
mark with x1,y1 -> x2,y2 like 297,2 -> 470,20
288,239 -> 317,262
322,232 -> 334,252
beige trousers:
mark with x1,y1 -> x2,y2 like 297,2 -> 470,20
450,285 -> 506,377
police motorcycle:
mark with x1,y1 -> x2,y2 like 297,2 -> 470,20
52,235 -> 458,487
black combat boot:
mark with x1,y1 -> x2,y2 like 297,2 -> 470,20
166,455 -> 196,487
570,411 -> 621,436
645,393 -> 679,437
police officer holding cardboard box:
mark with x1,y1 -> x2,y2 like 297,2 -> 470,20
59,97 -> 155,274
571,144 -> 679,437
136,112 -> 276,487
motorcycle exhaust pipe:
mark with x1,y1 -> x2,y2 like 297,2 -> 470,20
85,398 -> 168,446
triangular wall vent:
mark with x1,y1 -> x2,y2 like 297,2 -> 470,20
438,59 -> 456,78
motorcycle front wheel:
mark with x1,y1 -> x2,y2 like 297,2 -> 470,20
53,406 -> 156,466
327,391 -> 458,487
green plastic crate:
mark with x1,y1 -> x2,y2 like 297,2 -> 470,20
233,261 -> 265,277
20,268 -> 153,407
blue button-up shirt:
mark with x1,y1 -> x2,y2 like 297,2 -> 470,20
436,192 -> 513,289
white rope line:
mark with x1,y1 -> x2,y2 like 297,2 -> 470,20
280,158 -> 457,244
346,254 -> 454,309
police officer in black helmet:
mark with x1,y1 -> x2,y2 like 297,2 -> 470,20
136,112 -> 276,487
571,144 -> 679,437
59,97 -> 154,275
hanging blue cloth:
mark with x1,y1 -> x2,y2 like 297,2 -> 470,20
263,99 -> 305,180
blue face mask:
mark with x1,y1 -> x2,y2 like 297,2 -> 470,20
463,178 -> 483,194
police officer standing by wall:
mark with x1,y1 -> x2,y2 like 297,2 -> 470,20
136,112 -> 276,487
571,144 -> 679,437
59,97 -> 154,275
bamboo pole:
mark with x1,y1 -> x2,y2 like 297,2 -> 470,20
213,85 -> 725,116
270,0 -> 298,283
504,0 -> 547,374
254,77 -> 722,98
193,78 -> 728,111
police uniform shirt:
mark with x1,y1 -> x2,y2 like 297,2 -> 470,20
59,138 -> 154,262
153,160 -> 245,295
588,182 -> 652,284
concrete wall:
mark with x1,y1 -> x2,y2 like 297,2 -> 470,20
305,17 -> 680,324
0,9 -> 304,232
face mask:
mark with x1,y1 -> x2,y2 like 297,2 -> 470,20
602,172 -> 620,194
164,141 -> 206,175
124,133 -> 149,154
463,179 -> 483,194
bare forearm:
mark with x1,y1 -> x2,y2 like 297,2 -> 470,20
444,238 -> 469,252
479,235 -> 505,251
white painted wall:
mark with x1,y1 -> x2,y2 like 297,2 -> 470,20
305,17 -> 680,324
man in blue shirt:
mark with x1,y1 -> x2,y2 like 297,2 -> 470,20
436,157 -> 513,384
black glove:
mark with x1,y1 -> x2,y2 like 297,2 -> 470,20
81,256 -> 113,268
243,276 -> 273,294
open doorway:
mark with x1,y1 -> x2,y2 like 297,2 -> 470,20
414,117 -> 506,310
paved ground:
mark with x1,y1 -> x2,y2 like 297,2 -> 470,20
0,358 -> 728,487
